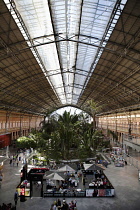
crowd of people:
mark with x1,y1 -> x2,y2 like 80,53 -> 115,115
9,155 -> 19,167
50,199 -> 77,210
0,147 -> 30,208
9,148 -> 31,167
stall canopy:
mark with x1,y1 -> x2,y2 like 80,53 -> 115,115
44,172 -> 65,181
83,164 -> 104,171
57,164 -> 75,172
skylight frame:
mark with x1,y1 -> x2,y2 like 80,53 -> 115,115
4,0 -> 127,105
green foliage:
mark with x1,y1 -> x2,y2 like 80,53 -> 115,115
18,110 -> 110,162
56,111 -> 80,159
82,99 -> 102,130
16,136 -> 36,149
82,99 -> 102,116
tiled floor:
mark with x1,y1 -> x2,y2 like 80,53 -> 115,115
0,149 -> 140,210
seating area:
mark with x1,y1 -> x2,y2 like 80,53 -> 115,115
42,163 -> 114,197
16,161 -> 114,198
85,171 -> 114,189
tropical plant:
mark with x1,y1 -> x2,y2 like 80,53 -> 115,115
82,99 -> 102,130
19,109 -> 109,161
57,111 -> 80,159
16,136 -> 36,149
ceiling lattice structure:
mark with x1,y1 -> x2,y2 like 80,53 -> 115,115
0,0 -> 140,115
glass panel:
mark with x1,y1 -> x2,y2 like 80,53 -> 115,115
4,0 -> 127,105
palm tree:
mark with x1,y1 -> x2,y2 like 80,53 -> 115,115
40,107 -> 58,133
57,111 -> 80,159
49,130 -> 62,161
83,99 -> 102,130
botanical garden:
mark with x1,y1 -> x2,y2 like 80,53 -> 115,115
16,100 -> 111,164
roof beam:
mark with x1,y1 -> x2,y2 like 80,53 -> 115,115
79,58 -> 140,107
14,38 -> 140,65
71,0 -> 84,103
76,34 -> 140,55
6,0 -> 61,105
0,68 -> 50,110
48,0 -> 67,102
0,100 -> 45,115
1,31 -> 139,56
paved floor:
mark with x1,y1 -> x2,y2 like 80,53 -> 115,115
0,149 -> 140,210
129,148 -> 140,160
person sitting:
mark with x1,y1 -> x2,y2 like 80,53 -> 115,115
103,178 -> 107,185
67,171 -> 70,176
59,186 -> 63,192
53,186 -> 57,192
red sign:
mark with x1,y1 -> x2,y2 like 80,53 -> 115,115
0,133 -> 11,148
20,188 -> 25,195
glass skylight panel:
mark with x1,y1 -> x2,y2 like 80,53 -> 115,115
50,0 -> 82,104
4,0 -> 127,105
9,0 -> 66,104
75,0 -> 119,100
63,72 -> 74,87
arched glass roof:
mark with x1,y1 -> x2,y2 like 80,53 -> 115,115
4,0 -> 126,105
1,0 -> 140,115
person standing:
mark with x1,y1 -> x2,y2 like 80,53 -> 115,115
74,200 -> 77,208
9,158 -> 12,166
69,200 -> 75,210
0,173 -> 3,188
50,204 -> 54,210
61,200 -> 69,210
56,199 -> 61,209
14,190 -> 19,206
16,159 -> 19,167
53,201 -> 57,210
13,159 -> 15,167
0,172 -> 3,181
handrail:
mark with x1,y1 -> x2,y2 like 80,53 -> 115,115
124,153 -> 140,170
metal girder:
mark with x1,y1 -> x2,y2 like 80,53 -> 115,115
90,57 -> 140,101
14,38 -> 140,65
79,2 -> 140,104
0,100 -> 45,115
98,89 -> 140,110
97,65 -> 140,98
87,61 -> 140,96
0,69 -> 49,110
0,66 -> 92,91
79,58 -> 140,107
77,34 -> 140,55
0,33 -> 64,51
0,70 -> 56,111
71,0 -> 84,103
1,30 -> 139,56
7,0 -> 62,104
97,103 -> 140,116
78,15 -> 140,106
77,0 -> 124,102
0,34 -> 59,106
47,0 -> 67,102
0,67 -> 56,109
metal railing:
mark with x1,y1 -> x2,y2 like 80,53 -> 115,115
124,154 -> 140,170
